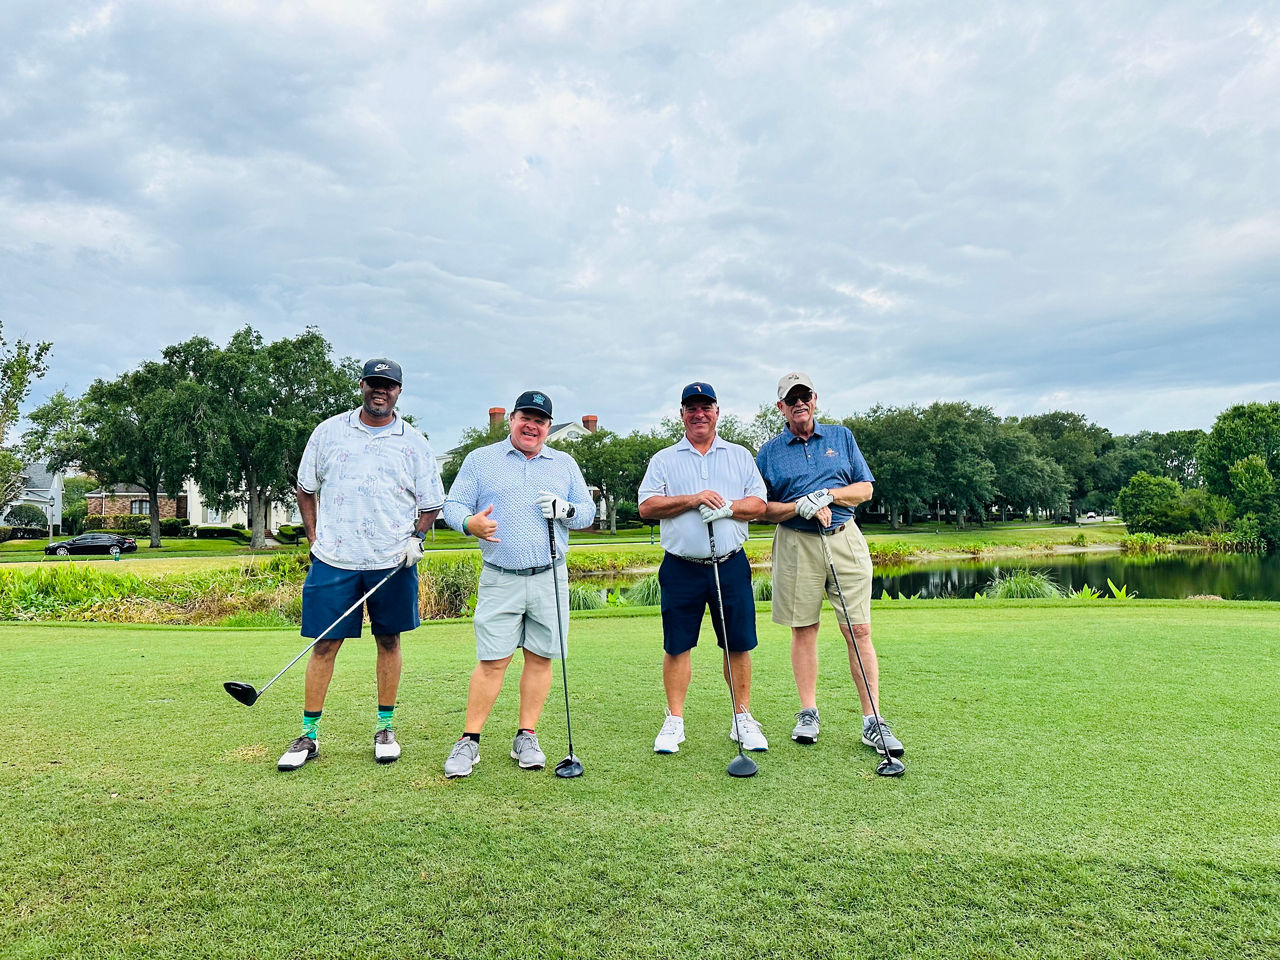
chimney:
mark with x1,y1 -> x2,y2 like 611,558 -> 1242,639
582,415 -> 598,433
489,407 -> 506,429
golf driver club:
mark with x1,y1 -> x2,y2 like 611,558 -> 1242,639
547,518 -> 583,778
223,563 -> 402,707
817,528 -> 905,777
708,523 -> 758,778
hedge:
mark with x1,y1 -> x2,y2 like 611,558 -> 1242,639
194,526 -> 252,542
0,526 -> 48,543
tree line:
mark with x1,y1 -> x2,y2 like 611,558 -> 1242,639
10,323 -> 1280,550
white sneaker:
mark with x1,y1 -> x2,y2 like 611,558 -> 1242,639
654,712 -> 686,753
729,710 -> 768,752
374,728 -> 401,764
277,735 -> 318,771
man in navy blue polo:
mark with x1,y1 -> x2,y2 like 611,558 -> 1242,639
639,382 -> 769,756
755,372 -> 905,758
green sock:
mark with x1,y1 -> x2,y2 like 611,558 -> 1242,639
302,710 -> 321,740
377,705 -> 395,732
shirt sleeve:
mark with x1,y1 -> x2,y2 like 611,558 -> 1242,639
414,439 -> 446,511
566,459 -> 597,530
296,426 -> 322,494
741,448 -> 768,501
441,452 -> 480,532
636,452 -> 666,504
755,444 -> 777,501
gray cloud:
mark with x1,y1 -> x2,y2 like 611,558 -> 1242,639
3,0 -> 1277,450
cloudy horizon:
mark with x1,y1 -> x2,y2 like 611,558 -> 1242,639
4,1 -> 1278,451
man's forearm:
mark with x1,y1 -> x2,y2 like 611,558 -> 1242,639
832,482 -> 874,507
761,500 -> 798,523
639,494 -> 700,520
415,509 -> 440,536
731,497 -> 766,522
297,488 -> 319,542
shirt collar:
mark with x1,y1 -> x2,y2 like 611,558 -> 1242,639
505,440 -> 554,461
675,433 -> 728,455
348,409 -> 403,435
783,422 -> 824,444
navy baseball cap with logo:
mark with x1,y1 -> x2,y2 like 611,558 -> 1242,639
680,381 -> 717,404
513,390 -> 553,417
361,358 -> 403,384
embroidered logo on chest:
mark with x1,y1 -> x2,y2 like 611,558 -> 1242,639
824,448 -> 837,457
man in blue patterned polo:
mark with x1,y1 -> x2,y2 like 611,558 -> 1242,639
440,391 -> 597,778
755,372 -> 905,758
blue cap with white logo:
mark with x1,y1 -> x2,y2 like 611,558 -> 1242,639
680,382 -> 717,404
513,390 -> 553,417
361,358 -> 403,384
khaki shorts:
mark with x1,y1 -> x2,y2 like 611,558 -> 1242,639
473,562 -> 569,661
770,522 -> 872,627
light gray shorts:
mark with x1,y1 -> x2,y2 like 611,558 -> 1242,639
473,562 -> 569,661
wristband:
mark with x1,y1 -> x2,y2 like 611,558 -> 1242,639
413,530 -> 427,541
462,514 -> 471,536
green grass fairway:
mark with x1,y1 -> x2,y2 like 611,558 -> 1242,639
3,603 -> 1278,958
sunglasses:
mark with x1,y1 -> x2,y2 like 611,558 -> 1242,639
365,377 -> 400,390
783,390 -> 814,405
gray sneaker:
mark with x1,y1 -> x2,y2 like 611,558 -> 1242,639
862,717 -> 904,757
444,737 -> 480,778
511,731 -> 546,770
791,707 -> 820,744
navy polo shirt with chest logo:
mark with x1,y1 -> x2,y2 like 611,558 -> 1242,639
755,423 -> 874,533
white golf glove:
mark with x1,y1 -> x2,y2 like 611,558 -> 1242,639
537,490 -> 576,521
698,503 -> 734,524
402,535 -> 426,568
795,489 -> 834,520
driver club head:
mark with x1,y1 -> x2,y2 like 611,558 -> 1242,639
554,754 -> 584,779
223,681 -> 260,706
876,756 -> 906,777
728,753 -> 759,778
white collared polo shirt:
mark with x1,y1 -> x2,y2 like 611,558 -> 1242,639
297,409 -> 445,571
637,433 -> 766,559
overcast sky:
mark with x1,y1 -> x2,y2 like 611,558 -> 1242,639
3,1 -> 1278,451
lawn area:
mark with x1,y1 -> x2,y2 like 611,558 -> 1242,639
3,603 -> 1278,958
0,536 -> 290,565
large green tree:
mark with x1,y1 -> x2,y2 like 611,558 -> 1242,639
0,323 -> 51,513
844,405 -> 934,528
441,418 -> 509,490
68,364 -> 196,547
166,327 -> 359,549
1020,411 -> 1111,520
921,401 -> 998,528
990,422 -> 1069,521
553,429 -> 667,534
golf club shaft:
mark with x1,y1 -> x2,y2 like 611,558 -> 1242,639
817,530 -> 891,752
708,524 -> 747,755
547,519 -> 575,757
257,563 -> 402,698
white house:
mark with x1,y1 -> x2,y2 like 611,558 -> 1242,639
7,462 -> 65,534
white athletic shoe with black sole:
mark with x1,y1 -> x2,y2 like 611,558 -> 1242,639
729,710 -> 769,752
374,728 -> 401,764
654,712 -> 686,753
277,735 -> 318,771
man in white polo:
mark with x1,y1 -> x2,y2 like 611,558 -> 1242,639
755,371 -> 904,758
439,390 -> 596,778
639,381 -> 769,755
278,358 -> 444,772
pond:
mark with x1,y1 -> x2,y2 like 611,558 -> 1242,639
579,551 -> 1280,602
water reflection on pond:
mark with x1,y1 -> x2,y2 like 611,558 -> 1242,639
579,552 -> 1280,602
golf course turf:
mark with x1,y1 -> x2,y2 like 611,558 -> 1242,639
3,602 -> 1278,958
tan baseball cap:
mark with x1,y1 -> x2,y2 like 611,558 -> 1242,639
777,371 -> 816,400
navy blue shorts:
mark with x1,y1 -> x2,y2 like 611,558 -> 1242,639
301,557 -> 420,640
658,550 -> 758,656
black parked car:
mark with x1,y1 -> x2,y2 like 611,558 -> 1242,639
44,533 -> 138,556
